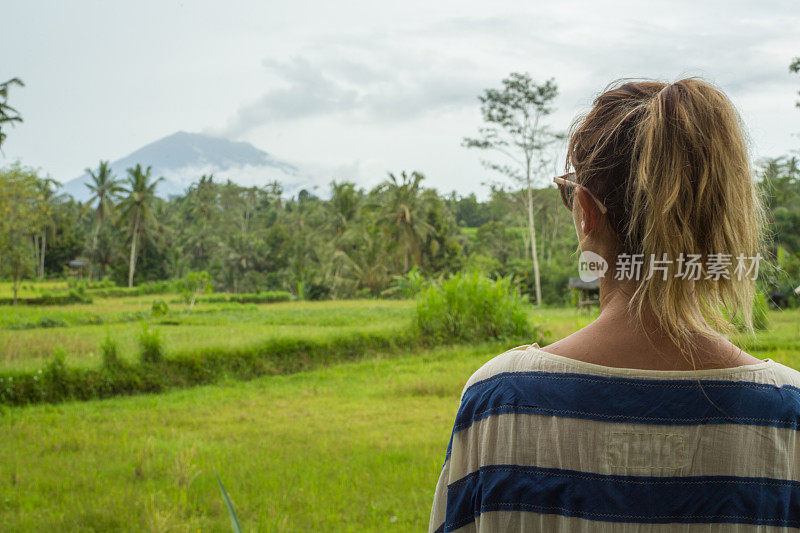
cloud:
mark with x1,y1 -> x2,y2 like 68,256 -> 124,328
213,42 -> 489,138
213,58 -> 358,137
204,4 -> 800,195
425,8 -> 799,99
213,6 -> 799,140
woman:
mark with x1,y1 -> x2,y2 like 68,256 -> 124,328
429,78 -> 800,532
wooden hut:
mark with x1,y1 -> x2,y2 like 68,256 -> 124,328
67,259 -> 89,279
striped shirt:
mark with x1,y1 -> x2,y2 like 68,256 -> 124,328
429,344 -> 800,532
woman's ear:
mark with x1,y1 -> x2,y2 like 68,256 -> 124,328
575,187 -> 598,234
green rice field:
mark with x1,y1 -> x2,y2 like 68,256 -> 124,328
1,284 -> 799,531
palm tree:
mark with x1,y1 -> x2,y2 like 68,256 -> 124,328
328,181 -> 361,236
91,226 -> 121,281
374,171 -> 434,272
119,164 -> 163,287
0,77 -> 24,149
225,234 -> 257,293
182,174 -> 219,266
85,161 -> 123,279
334,225 -> 391,296
241,186 -> 260,237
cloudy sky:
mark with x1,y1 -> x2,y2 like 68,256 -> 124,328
2,0 -> 799,197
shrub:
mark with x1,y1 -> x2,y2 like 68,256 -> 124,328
139,325 -> 164,364
38,317 -> 68,328
305,283 -> 331,301
86,279 -> 116,289
151,299 -> 169,317
101,333 -> 120,368
181,271 -> 213,311
67,278 -> 87,290
42,348 -> 71,402
382,265 -> 428,299
415,270 -> 533,343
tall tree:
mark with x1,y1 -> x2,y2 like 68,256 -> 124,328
759,156 -> 800,254
791,57 -> 800,108
463,72 -> 562,305
0,164 -> 38,303
182,174 -> 220,267
327,181 -> 363,298
335,224 -> 391,297
119,164 -> 163,287
240,186 -> 260,237
329,181 -> 361,236
374,171 -> 434,273
85,160 -> 123,279
0,78 -> 24,150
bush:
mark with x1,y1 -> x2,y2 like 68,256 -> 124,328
415,270 -> 533,343
305,283 -> 331,301
139,325 -> 164,364
66,278 -> 87,290
101,334 -> 120,368
86,279 -> 116,289
382,265 -> 428,299
42,348 -> 72,402
151,299 -> 169,317
38,317 -> 68,328
181,271 -> 213,311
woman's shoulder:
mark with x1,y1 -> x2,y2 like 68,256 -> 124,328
763,360 -> 800,388
459,342 -> 800,401
460,343 -> 548,399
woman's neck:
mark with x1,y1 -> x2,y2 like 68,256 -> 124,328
540,276 -> 761,371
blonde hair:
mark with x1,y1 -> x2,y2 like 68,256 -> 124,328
566,77 -> 766,357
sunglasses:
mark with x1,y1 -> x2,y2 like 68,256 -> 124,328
552,172 -> 608,214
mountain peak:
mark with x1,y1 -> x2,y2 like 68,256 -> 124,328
62,132 -> 303,201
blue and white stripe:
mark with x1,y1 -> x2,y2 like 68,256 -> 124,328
429,346 -> 800,532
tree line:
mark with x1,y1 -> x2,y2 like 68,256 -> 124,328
1,156 -> 799,306
0,160 -> 583,301
1,66 -> 799,306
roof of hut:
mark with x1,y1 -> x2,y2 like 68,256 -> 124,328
568,277 -> 600,290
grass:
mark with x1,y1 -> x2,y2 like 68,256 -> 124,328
737,310 -> 800,362
1,286 -> 798,530
0,280 -> 69,298
0,293 -> 411,329
0,299 -> 415,371
3,307 -> 799,530
0,341 -> 514,531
